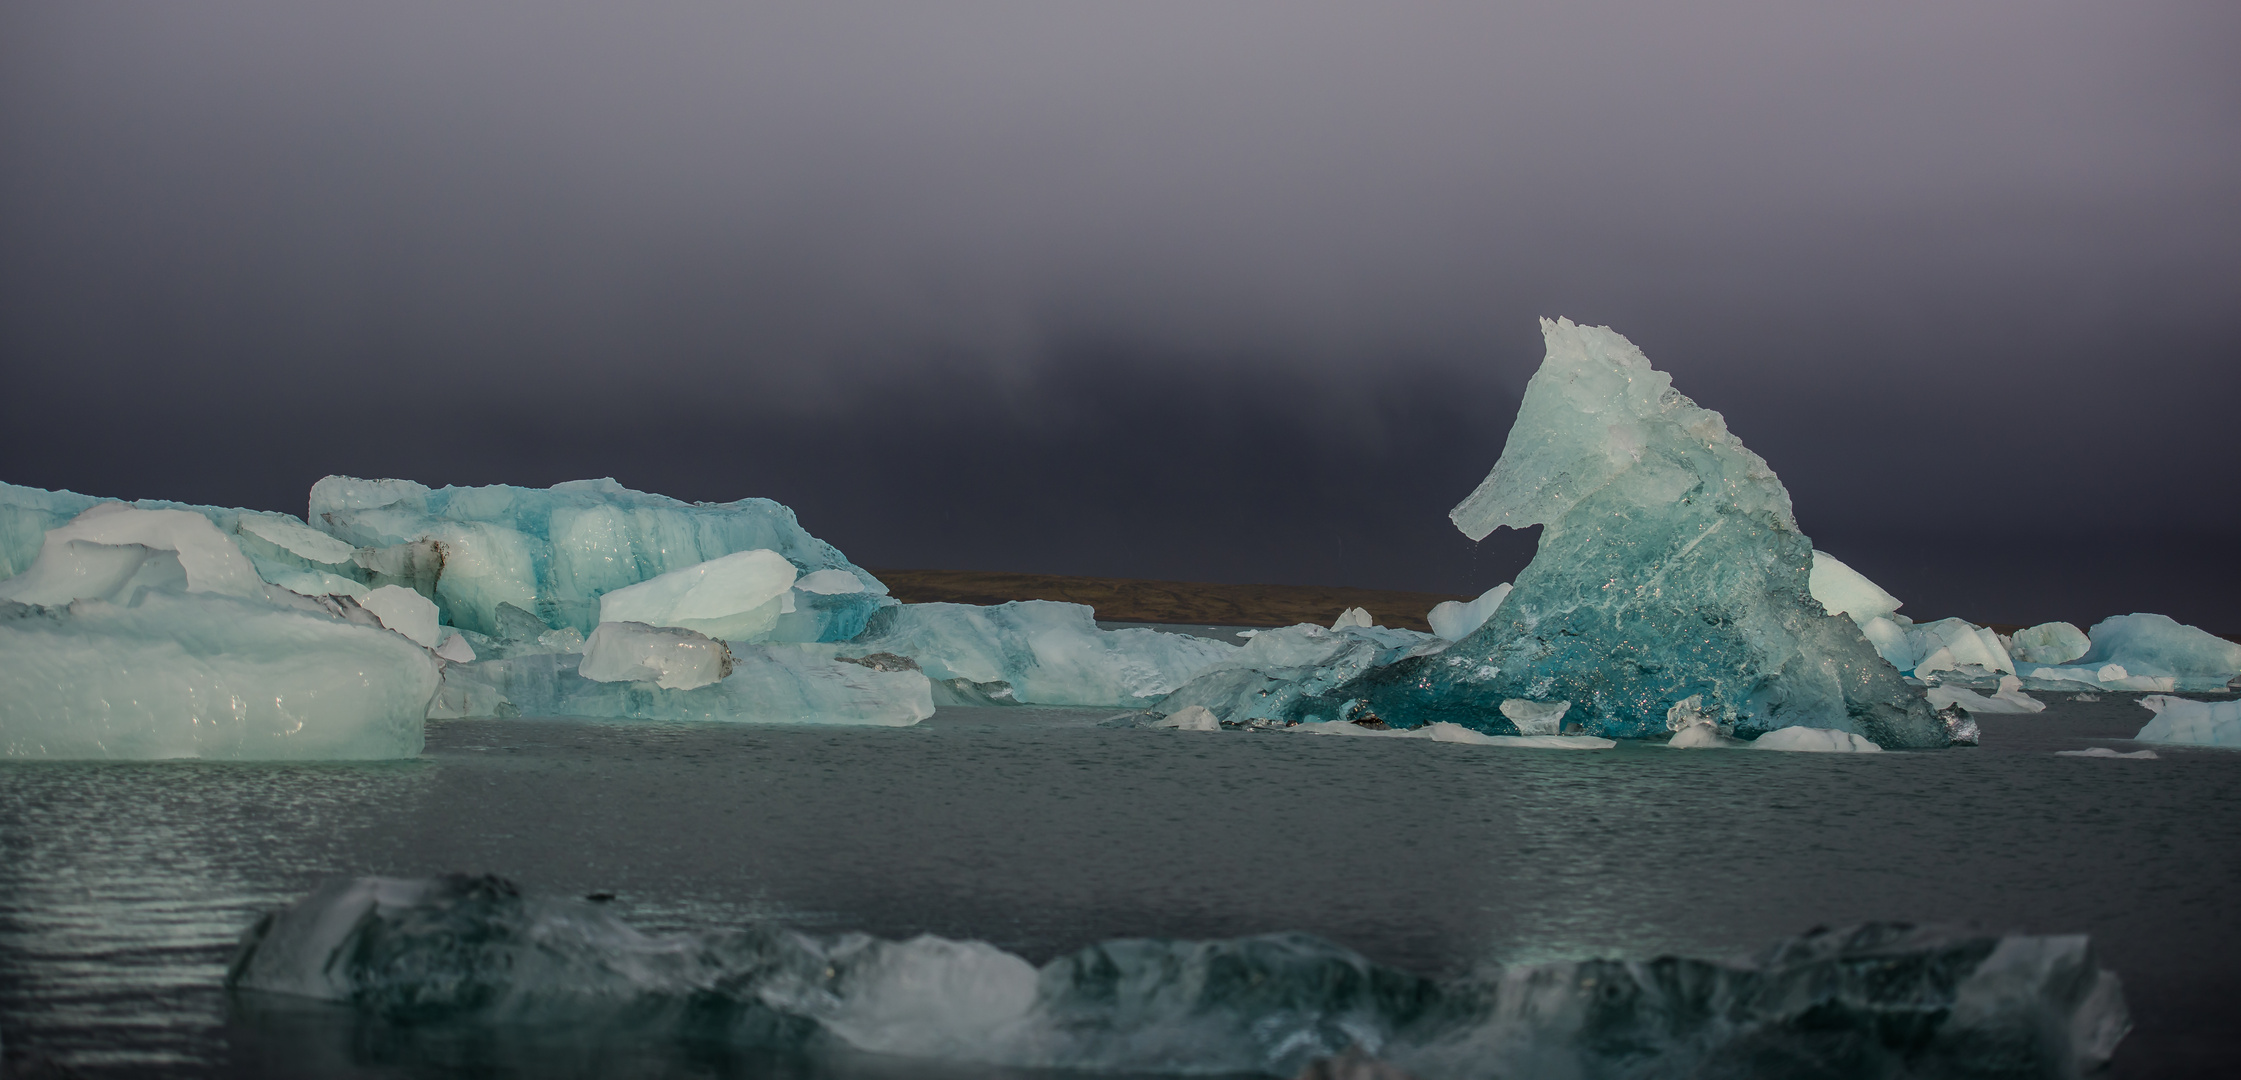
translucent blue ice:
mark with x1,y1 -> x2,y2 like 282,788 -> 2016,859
2075,613 -> 2241,692
1290,318 -> 1950,746
306,476 -> 887,638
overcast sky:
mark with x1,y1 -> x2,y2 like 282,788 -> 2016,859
3,1 -> 2236,627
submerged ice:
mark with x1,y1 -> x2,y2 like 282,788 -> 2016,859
229,874 -> 2131,1080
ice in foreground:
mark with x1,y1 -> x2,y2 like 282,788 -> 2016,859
1290,319 -> 1949,747
2132,695 -> 2241,747
230,874 -> 2130,1080
0,591 -> 434,759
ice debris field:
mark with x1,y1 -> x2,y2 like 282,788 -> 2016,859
3,318 -> 2236,760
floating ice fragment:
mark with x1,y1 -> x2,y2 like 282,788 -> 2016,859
2055,747 -> 2159,759
1497,698 -> 1569,735
596,549 -> 796,642
1427,583 -> 1510,641
1808,551 -> 1901,624
2011,621 -> 2090,665
577,622 -> 734,691
2024,663 -> 2177,693
2133,695 -> 2241,747
2076,614 -> 2241,692
1926,675 -> 2046,714
1752,727 -> 1884,753
0,591 -> 434,759
1288,720 -> 1614,749
1152,705 -> 1221,731
1330,606 -> 1373,630
1307,319 -> 1943,746
358,584 -> 443,648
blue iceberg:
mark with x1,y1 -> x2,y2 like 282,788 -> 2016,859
1279,318 -> 1951,746
2072,613 -> 2241,692
305,476 -> 887,637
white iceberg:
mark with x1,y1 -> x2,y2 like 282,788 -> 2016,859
1808,551 -> 1901,624
1151,705 -> 1221,731
2074,614 -> 2241,692
2022,662 -> 2176,693
1427,583 -> 1511,642
2132,695 -> 2241,747
0,504 -> 268,605
577,622 -> 734,691
595,549 -> 797,642
2011,622 -> 2090,665
1752,727 -> 1884,753
1908,618 -> 2015,678
0,590 -> 435,760
358,584 -> 443,648
1663,694 -> 1738,748
1330,606 -> 1373,631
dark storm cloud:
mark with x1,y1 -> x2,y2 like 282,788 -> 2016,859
3,1 -> 2237,626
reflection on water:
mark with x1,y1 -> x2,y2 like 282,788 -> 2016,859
3,698 -> 2237,1076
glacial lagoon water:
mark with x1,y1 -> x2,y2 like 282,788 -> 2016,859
2,692 -> 2236,1078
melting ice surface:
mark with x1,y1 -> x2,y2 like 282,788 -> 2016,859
226,874 -> 2130,1080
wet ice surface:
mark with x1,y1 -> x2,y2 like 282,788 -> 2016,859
3,694 -> 2238,1077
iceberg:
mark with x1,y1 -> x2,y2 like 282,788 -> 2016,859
1426,583 -> 1511,641
824,601 -> 1239,707
433,644 -> 932,725
1497,697 -> 1568,735
1907,617 -> 2017,678
2132,695 -> 2241,747
595,548 -> 797,642
1329,606 -> 1373,630
0,504 -> 269,605
1285,319 -> 1949,747
1808,551 -> 1901,624
2055,747 -> 2158,760
230,875 -> 2129,1079
1289,720 -> 1614,749
576,622 -> 734,691
1751,726 -> 1884,753
1151,704 -> 1221,731
1927,675 -> 2047,714
1152,622 -> 1444,725
2073,613 -> 2241,692
2011,621 -> 2091,665
2022,662 -> 2176,693
305,476 -> 886,638
0,591 -> 434,759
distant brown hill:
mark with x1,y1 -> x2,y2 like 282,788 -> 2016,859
868,569 -> 1473,633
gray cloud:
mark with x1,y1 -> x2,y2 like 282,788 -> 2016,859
3,1 -> 2237,624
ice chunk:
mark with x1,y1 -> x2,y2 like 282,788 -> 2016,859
576,622 -> 733,691
2011,621 -> 2090,665
0,591 -> 434,759
1427,583 -> 1511,641
1497,698 -> 1569,735
794,568 -> 867,594
830,601 -> 1238,707
1288,720 -> 1614,749
1309,319 -> 1944,746
435,644 -> 932,725
358,584 -> 443,648
231,876 -> 2126,1080
433,633 -> 476,663
1859,615 -> 1915,670
1906,618 -> 2015,677
2075,613 -> 2241,692
1808,551 -> 1901,624
1663,694 -> 1737,748
307,476 -> 885,637
2132,695 -> 2241,747
1926,675 -> 2046,714
1152,705 -> 1220,731
2055,747 -> 2158,759
595,549 -> 796,642
1151,623 -> 1442,726
0,504 -> 267,605
1752,726 -> 1884,753
1329,606 -> 1372,630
